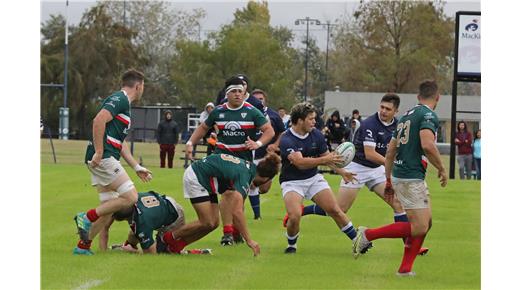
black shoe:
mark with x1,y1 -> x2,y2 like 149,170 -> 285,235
284,246 -> 297,254
220,234 -> 234,246
155,234 -> 169,254
233,234 -> 244,244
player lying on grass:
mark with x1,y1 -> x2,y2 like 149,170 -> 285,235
111,191 -> 211,255
159,152 -> 281,256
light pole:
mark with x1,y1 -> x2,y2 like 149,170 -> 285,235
295,17 -> 321,102
322,21 -> 338,89
60,0 -> 70,140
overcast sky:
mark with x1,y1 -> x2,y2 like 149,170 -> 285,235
41,0 -> 481,50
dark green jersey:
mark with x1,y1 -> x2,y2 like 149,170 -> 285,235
205,102 -> 268,161
392,104 -> 439,180
191,153 -> 257,197
85,91 -> 131,162
130,191 -> 180,249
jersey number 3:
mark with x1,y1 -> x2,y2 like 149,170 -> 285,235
395,120 -> 411,147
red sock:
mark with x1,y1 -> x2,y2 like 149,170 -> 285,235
86,209 -> 99,223
365,222 -> 411,241
223,224 -> 234,235
77,239 -> 92,250
398,234 -> 426,273
168,239 -> 188,253
162,232 -> 189,253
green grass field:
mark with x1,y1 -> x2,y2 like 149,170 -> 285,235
41,139 -> 480,289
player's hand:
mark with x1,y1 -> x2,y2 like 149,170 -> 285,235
438,169 -> 448,187
325,152 -> 344,167
384,179 -> 395,203
267,144 -> 279,153
134,164 -> 152,182
341,171 -> 357,183
90,152 -> 103,168
245,136 -> 261,150
246,239 -> 260,257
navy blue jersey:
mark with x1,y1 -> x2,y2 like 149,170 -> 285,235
254,107 -> 286,159
352,112 -> 397,168
279,128 -> 328,183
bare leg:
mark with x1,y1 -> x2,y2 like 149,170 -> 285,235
336,187 -> 360,213
284,192 -> 304,237
312,189 -> 351,229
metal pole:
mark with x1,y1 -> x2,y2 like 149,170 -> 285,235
61,0 -> 70,140
304,17 -> 309,102
325,23 -> 331,88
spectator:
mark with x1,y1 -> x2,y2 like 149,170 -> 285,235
278,107 -> 291,130
157,110 -> 179,168
345,109 -> 362,126
325,110 -> 346,150
472,129 -> 481,180
347,119 -> 361,143
199,102 -> 216,156
454,121 -> 473,179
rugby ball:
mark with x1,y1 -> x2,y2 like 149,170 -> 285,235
334,141 -> 355,167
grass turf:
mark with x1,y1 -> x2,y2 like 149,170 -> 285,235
41,139 -> 480,289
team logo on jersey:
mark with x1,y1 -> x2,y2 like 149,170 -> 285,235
223,121 -> 246,136
219,113 -> 225,119
105,101 -> 116,108
241,113 -> 247,119
366,129 -> 373,138
110,96 -> 120,101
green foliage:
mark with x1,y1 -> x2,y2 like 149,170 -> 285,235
171,0 -> 299,110
331,0 -> 454,93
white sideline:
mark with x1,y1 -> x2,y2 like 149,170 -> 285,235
73,279 -> 106,290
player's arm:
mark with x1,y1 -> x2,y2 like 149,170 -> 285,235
288,150 -> 343,170
121,141 -> 152,182
383,138 -> 398,202
420,129 -> 448,187
119,231 -> 140,253
364,145 -> 386,165
90,109 -> 113,167
222,190 -> 260,256
142,243 -> 157,254
185,122 -> 211,159
384,138 -> 398,180
246,122 -> 275,150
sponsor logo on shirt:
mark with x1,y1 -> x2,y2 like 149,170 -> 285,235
241,113 -> 247,119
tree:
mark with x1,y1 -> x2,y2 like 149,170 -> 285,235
330,0 -> 454,93
104,1 -> 206,105
41,3 -> 143,139
170,0 -> 299,110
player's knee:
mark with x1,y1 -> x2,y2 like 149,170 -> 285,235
201,219 -> 219,232
412,223 -> 430,236
116,180 -> 137,204
324,206 -> 343,219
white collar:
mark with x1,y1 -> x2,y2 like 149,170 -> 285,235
225,101 -> 246,111
290,127 -> 309,139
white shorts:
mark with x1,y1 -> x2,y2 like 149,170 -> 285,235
158,196 -> 186,235
183,166 -> 211,200
394,180 -> 430,210
340,162 -> 386,191
281,174 -> 331,200
88,156 -> 127,187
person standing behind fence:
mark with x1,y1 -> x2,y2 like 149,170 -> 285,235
454,121 -> 473,179
472,129 -> 481,180
157,110 -> 179,169
199,102 -> 216,156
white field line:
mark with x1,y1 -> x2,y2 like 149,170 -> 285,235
72,279 -> 106,290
